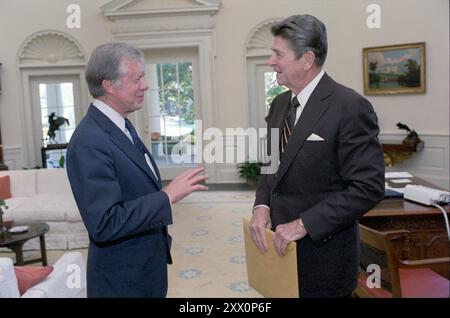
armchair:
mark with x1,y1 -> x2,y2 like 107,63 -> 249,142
0,252 -> 86,298
355,224 -> 449,298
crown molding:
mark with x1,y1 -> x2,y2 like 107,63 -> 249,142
101,0 -> 221,19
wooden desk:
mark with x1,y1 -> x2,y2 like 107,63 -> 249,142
360,198 -> 450,279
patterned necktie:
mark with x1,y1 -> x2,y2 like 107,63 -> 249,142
125,118 -> 147,156
280,97 -> 300,159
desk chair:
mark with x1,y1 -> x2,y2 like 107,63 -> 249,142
355,224 -> 449,298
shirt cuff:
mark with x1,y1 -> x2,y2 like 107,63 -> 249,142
252,204 -> 270,213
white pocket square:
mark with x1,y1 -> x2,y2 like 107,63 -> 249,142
306,133 -> 325,141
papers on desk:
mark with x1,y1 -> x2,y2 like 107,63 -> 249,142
384,172 -> 412,198
242,218 -> 299,298
385,171 -> 413,179
391,179 -> 412,184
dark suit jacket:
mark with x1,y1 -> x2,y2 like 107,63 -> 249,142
255,73 -> 385,297
67,105 -> 172,297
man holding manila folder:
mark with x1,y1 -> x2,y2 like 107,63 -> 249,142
248,14 -> 385,298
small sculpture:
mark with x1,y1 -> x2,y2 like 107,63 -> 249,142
396,122 -> 422,148
47,112 -> 70,143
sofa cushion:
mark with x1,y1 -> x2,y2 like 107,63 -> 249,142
0,257 -> 20,298
0,175 -> 12,199
14,266 -> 53,295
1,197 -> 32,219
12,194 -> 75,222
66,196 -> 82,222
37,168 -> 71,194
0,170 -> 37,197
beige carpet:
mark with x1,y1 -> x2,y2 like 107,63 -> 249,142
1,191 -> 263,298
167,191 -> 262,297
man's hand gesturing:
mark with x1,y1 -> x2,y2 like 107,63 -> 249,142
163,166 -> 208,204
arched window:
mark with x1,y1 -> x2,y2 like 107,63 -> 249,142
17,30 -> 88,168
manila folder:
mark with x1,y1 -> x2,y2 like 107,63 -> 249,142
243,217 -> 299,298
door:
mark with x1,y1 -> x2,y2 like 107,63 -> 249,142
30,76 -> 81,168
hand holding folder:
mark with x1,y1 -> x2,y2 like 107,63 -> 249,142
243,218 -> 299,298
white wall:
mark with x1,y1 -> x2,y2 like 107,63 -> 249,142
214,0 -> 449,186
215,0 -> 449,134
0,0 -> 111,168
0,0 -> 448,186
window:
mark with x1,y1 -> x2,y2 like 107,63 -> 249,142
152,62 -> 195,165
30,76 -> 81,168
264,71 -> 287,113
39,82 -> 75,146
141,46 -> 202,179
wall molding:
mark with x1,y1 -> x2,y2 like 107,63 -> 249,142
212,133 -> 450,186
102,0 -> 221,18
380,133 -> 449,190
18,30 -> 85,67
102,0 -> 221,33
103,0 -> 220,182
245,18 -> 281,58
3,145 -> 23,170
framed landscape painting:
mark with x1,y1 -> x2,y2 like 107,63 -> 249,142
363,42 -> 425,95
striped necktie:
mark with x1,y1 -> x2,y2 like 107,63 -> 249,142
280,97 -> 300,159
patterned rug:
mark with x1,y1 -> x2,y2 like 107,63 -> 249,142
167,191 -> 263,298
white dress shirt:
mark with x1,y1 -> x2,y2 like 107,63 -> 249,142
92,99 -> 158,179
292,69 -> 325,125
253,69 -> 325,213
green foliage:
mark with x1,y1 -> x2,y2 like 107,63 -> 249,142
265,72 -> 288,107
59,155 -> 65,168
157,62 -> 195,124
397,59 -> 420,87
0,199 -> 8,213
236,161 -> 261,180
369,72 -> 380,87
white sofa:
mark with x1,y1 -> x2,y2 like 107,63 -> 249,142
0,252 -> 86,298
0,168 -> 88,250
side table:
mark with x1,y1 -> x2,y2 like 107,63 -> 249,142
0,222 -> 50,266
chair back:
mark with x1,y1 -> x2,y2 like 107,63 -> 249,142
358,224 -> 408,297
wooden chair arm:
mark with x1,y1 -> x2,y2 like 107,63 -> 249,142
384,230 -> 410,240
399,257 -> 450,269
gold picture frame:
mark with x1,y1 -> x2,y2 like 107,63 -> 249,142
363,42 -> 425,95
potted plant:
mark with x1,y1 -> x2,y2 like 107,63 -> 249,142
0,198 -> 8,233
236,161 -> 262,186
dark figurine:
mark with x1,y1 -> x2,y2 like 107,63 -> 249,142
396,122 -> 422,148
47,112 -> 70,143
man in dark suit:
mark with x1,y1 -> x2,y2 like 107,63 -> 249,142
249,14 -> 385,297
67,43 -> 208,297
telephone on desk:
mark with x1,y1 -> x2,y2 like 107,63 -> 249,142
384,170 -> 450,240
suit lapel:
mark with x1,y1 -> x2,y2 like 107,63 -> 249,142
274,73 -> 335,187
88,105 -> 161,189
